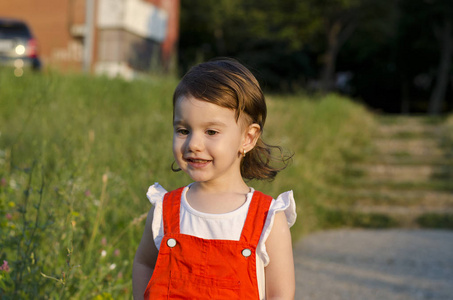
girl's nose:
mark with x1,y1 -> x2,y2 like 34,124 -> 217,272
186,133 -> 203,152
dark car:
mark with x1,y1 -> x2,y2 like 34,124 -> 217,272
0,18 -> 41,76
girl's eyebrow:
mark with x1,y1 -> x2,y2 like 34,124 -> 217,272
173,119 -> 227,127
173,119 -> 183,126
203,121 -> 228,127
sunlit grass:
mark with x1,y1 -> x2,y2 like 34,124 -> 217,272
0,70 -> 377,298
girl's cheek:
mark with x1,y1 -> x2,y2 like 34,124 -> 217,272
172,139 -> 180,155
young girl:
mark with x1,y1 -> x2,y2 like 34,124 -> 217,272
132,58 -> 296,300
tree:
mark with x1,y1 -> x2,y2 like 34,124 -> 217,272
315,0 -> 361,91
427,0 -> 453,115
179,0 -> 319,90
301,0 -> 395,92
397,0 -> 453,114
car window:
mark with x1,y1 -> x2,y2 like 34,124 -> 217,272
0,24 -> 32,39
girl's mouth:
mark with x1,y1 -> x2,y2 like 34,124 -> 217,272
185,158 -> 211,167
188,159 -> 208,163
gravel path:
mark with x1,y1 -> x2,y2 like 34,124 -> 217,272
294,229 -> 453,300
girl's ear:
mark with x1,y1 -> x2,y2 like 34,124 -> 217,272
242,123 -> 261,154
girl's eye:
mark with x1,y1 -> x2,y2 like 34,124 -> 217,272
176,128 -> 190,135
206,130 -> 218,136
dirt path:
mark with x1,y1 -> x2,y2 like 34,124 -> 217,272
293,116 -> 453,299
294,229 -> 453,300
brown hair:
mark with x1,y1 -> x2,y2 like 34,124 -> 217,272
173,58 -> 290,180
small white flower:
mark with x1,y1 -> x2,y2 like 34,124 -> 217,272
9,179 -> 17,190
109,263 -> 116,270
101,250 -> 107,257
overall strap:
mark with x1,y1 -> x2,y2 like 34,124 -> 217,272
162,187 -> 184,235
240,191 -> 273,245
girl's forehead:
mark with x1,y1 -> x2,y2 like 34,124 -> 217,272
174,96 -> 252,127
175,96 -> 230,114
175,96 -> 234,118
176,96 -> 206,107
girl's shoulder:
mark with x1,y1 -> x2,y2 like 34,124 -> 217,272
257,190 -> 297,265
145,183 -> 169,250
146,182 -> 168,205
267,190 -> 297,228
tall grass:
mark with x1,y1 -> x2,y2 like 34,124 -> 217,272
0,70 -> 376,298
444,114 -> 453,148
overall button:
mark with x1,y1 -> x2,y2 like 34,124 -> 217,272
242,248 -> 252,257
167,238 -> 177,248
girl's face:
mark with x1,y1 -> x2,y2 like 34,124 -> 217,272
172,96 -> 248,185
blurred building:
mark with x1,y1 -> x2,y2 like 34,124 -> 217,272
0,0 -> 179,78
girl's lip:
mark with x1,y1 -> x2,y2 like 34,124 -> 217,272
184,157 -> 210,162
184,157 -> 212,167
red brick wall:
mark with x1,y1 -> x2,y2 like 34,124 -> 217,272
0,0 -> 179,72
0,0 -> 86,70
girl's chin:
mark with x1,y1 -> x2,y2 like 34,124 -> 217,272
184,170 -> 217,184
187,173 -> 211,183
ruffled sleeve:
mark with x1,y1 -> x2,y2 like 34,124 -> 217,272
257,190 -> 297,266
146,182 -> 168,249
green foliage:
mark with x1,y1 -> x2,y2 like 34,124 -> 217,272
316,207 -> 397,229
179,0 -> 397,93
178,0 -> 453,112
0,162 -> 54,299
416,213 -> 453,229
443,114 -> 453,148
0,71 -> 376,297
179,0 -> 319,90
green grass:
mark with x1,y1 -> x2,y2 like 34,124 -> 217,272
443,115 -> 453,151
339,179 -> 453,192
0,70 -> 377,298
316,207 -> 398,229
377,115 -> 445,125
416,213 -> 453,229
388,131 -> 433,139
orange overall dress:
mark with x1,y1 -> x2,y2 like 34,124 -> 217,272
144,187 -> 273,299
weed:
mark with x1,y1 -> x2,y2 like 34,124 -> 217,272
0,163 -> 55,299
316,206 -> 398,229
416,213 -> 453,229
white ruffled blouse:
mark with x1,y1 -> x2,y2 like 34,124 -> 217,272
146,182 -> 296,300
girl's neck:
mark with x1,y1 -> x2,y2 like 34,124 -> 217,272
186,180 -> 251,214
191,179 -> 249,195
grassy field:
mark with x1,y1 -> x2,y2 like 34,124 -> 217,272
0,70 -> 377,298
